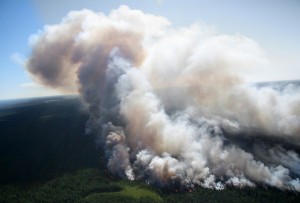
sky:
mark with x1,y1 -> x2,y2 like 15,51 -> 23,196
0,0 -> 299,100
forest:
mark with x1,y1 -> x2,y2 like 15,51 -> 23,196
0,96 -> 299,202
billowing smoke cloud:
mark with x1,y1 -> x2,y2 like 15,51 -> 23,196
26,6 -> 300,191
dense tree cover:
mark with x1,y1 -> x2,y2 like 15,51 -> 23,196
1,168 -> 300,203
0,169 -> 161,203
0,97 -> 99,184
1,97 -> 300,202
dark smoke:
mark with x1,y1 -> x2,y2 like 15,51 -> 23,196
25,6 -> 300,191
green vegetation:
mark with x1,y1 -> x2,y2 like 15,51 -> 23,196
0,168 -> 162,203
117,181 -> 162,202
1,168 -> 300,203
1,96 -> 300,202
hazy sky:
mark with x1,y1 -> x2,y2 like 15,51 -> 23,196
0,0 -> 299,99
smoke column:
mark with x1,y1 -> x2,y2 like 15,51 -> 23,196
26,6 -> 300,191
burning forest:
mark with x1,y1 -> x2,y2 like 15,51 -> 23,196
25,6 -> 300,192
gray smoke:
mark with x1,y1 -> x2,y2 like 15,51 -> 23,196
25,6 -> 300,191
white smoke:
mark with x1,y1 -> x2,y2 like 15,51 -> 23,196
25,6 -> 300,191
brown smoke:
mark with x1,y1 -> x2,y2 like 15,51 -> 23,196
25,6 -> 300,191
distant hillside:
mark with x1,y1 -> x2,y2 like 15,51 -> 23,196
0,96 -> 100,184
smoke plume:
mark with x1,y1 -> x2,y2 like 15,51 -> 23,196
26,6 -> 300,191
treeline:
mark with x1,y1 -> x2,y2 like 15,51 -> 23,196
162,187 -> 300,203
0,169 -> 161,203
1,168 -> 300,203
